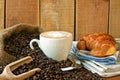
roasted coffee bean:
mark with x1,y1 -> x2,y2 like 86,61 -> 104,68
0,30 -> 103,80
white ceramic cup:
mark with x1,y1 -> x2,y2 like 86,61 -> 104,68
30,31 -> 73,61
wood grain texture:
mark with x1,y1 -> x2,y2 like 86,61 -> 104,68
0,0 -> 4,30
6,0 -> 40,28
109,0 -> 120,38
104,76 -> 120,80
40,0 -> 74,36
76,0 -> 109,40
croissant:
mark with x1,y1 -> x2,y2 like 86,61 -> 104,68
77,32 -> 117,57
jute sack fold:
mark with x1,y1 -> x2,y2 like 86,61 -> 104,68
0,23 -> 42,65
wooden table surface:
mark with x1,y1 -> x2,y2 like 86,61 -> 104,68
104,75 -> 120,80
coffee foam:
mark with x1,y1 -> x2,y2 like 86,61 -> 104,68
41,31 -> 72,38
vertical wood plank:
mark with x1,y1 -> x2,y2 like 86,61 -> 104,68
0,0 -> 4,30
6,0 -> 39,28
109,0 -> 120,38
76,0 -> 109,40
40,0 -> 74,35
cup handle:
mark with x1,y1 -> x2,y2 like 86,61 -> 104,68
30,39 -> 39,49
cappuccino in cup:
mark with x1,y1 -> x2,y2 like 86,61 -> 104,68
30,31 -> 73,61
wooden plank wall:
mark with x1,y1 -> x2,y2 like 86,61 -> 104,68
6,0 -> 40,28
40,0 -> 74,36
109,0 -> 120,38
0,0 -> 120,39
0,0 -> 4,30
76,0 -> 109,40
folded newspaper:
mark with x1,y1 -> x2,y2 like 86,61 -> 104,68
70,41 -> 120,77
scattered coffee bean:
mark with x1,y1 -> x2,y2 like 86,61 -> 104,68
0,30 -> 103,80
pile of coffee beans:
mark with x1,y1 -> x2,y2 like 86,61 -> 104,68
0,30 -> 103,80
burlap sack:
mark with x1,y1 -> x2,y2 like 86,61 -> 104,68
0,23 -> 42,65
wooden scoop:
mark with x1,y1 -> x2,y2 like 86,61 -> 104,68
0,56 -> 41,80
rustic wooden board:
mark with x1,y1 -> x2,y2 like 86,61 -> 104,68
109,0 -> 120,38
0,0 -> 4,30
40,0 -> 74,37
76,0 -> 109,40
105,76 -> 120,80
6,0 -> 40,28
